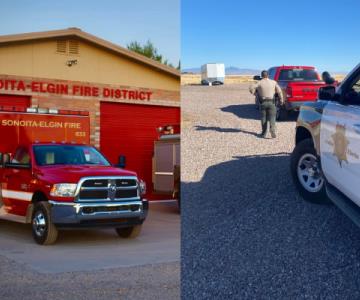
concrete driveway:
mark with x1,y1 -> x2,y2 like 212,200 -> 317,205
0,201 -> 180,273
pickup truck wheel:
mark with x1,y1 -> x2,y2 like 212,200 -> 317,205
276,105 -> 287,121
115,225 -> 142,238
255,94 -> 260,110
31,202 -> 58,245
290,139 -> 328,203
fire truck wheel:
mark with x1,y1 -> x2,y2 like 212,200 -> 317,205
290,138 -> 329,203
115,225 -> 142,238
31,202 -> 58,245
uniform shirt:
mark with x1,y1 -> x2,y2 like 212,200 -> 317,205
249,78 -> 283,102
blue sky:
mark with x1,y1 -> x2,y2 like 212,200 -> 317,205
0,0 -> 180,66
182,0 -> 360,73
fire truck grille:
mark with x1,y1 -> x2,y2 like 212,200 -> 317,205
116,189 -> 138,198
79,190 -> 108,199
77,178 -> 139,202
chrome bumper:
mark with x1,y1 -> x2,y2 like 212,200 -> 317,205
49,199 -> 148,227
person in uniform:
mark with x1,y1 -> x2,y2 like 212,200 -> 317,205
250,70 -> 284,138
321,71 -> 336,85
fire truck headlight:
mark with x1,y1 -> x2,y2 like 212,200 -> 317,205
139,180 -> 146,196
50,183 -> 77,197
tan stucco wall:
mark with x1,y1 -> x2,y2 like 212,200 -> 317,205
0,39 -> 179,91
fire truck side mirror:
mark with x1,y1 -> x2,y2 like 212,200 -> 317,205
117,155 -> 126,168
1,153 -> 10,167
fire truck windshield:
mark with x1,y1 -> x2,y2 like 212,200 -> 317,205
33,145 -> 111,166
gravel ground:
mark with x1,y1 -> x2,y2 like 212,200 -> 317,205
0,255 -> 179,300
181,84 -> 360,299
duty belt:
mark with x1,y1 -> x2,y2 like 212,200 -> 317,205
260,97 -> 274,103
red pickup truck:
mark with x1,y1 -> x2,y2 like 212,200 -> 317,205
254,66 -> 326,120
0,107 -> 148,245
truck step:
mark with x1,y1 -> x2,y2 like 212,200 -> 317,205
326,182 -> 360,228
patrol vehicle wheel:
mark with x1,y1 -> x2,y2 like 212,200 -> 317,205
31,201 -> 58,245
290,138 -> 328,203
116,225 -> 142,238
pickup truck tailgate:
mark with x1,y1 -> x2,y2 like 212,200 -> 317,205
286,81 -> 325,102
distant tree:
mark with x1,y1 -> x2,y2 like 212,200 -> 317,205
127,40 -> 175,68
177,60 -> 181,70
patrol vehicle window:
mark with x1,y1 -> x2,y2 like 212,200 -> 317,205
351,78 -> 360,93
345,77 -> 360,105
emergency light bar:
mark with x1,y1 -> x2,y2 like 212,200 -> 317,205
0,106 -> 88,116
157,124 -> 180,136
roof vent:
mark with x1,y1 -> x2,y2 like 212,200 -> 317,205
69,40 -> 79,55
56,40 -> 67,53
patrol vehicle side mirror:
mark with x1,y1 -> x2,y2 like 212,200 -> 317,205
318,86 -> 336,100
117,155 -> 126,168
253,75 -> 262,81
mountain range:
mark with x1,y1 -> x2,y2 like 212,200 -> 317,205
182,66 -> 261,75
182,66 -> 349,75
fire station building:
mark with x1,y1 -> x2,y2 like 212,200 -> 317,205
0,28 -> 180,196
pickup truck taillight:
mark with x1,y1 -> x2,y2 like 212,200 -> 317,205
286,86 -> 293,98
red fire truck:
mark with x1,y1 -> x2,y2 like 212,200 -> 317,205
0,107 -> 148,245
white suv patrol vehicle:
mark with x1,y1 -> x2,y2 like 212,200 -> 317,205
291,63 -> 360,226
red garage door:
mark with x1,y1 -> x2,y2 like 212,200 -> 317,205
100,102 -> 180,199
0,94 -> 31,109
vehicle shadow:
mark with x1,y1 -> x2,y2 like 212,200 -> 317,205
221,103 -> 298,122
182,153 -> 360,299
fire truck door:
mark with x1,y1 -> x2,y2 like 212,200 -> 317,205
2,147 -> 33,217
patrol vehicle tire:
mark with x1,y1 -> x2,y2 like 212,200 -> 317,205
31,201 -> 58,245
290,138 -> 328,203
116,225 -> 142,238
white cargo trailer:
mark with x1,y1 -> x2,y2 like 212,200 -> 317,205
201,63 -> 225,85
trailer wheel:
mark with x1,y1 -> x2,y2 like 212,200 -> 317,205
31,201 -> 58,245
290,138 -> 328,203
115,225 -> 142,238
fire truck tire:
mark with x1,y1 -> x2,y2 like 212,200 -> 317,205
31,201 -> 58,245
290,138 -> 329,203
115,225 -> 142,238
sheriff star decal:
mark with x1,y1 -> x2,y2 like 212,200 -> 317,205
331,123 -> 349,167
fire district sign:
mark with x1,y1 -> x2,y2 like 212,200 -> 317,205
0,79 -> 153,101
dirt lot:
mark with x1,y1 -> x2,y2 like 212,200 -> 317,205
0,202 -> 180,300
181,74 -> 346,85
182,83 -> 360,299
